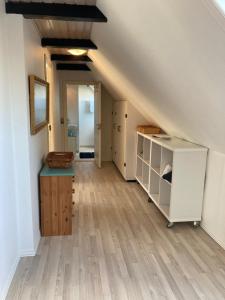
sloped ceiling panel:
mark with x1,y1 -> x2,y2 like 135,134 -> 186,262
90,0 -> 225,151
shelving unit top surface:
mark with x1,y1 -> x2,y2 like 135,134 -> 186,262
137,132 -> 207,152
40,165 -> 75,177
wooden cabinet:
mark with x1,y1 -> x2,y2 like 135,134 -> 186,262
40,165 -> 75,236
112,100 -> 148,180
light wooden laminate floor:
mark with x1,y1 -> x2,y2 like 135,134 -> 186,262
7,162 -> 225,300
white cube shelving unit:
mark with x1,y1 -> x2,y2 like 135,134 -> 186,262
136,132 -> 208,227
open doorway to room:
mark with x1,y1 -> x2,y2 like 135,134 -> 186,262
63,82 -> 102,167
67,84 -> 94,160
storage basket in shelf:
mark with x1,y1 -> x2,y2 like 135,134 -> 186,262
137,125 -> 161,134
46,152 -> 74,169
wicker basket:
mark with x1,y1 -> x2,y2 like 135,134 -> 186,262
137,125 -> 161,134
46,152 -> 74,169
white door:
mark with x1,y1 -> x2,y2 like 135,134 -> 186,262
112,101 -> 127,176
116,101 -> 127,177
94,83 -> 102,168
112,102 -> 117,163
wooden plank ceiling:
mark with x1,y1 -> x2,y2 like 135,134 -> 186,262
11,0 -> 97,55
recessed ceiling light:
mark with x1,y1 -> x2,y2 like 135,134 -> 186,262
68,49 -> 87,56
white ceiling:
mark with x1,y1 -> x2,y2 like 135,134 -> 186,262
88,0 -> 225,152
11,0 -> 96,51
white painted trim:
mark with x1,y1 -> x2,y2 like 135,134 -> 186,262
201,223 -> 225,251
0,257 -> 20,300
20,249 -> 37,257
19,235 -> 40,257
0,238 -> 40,299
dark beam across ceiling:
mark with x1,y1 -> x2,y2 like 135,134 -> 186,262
51,54 -> 92,62
5,1 -> 107,22
42,38 -> 97,49
56,64 -> 91,71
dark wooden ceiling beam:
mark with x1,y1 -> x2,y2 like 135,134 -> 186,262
42,38 -> 97,49
51,54 -> 92,62
5,1 -> 107,22
56,64 -> 91,71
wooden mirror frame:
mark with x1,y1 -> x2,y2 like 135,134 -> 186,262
29,75 -> 49,135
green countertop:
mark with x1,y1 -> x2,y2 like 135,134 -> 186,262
40,165 -> 75,177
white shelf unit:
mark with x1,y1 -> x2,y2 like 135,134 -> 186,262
136,132 -> 208,226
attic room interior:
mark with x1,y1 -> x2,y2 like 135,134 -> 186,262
1,0 -> 225,299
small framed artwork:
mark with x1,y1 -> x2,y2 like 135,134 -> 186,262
29,75 -> 50,135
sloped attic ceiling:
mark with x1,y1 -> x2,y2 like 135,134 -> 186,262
89,0 -> 225,152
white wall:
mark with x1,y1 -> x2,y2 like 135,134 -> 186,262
90,0 -> 225,249
0,11 -> 61,299
78,85 -> 94,147
201,151 -> 225,250
0,6 -> 19,299
23,19 -> 61,254
58,70 -> 95,83
23,19 -> 49,255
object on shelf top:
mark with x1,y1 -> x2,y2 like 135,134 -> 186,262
152,134 -> 171,140
137,125 -> 161,134
46,152 -> 74,169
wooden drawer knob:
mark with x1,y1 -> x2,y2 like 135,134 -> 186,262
72,189 -> 75,194
72,201 -> 75,205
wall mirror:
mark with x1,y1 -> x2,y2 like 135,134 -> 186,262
29,75 -> 49,135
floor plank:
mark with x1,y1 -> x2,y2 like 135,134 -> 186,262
6,162 -> 225,300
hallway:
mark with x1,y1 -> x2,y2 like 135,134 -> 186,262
7,162 -> 225,300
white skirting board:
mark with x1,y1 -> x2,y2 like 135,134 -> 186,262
19,249 -> 37,257
20,235 -> 40,257
0,257 -> 20,300
1,238 -> 40,299
201,223 -> 225,251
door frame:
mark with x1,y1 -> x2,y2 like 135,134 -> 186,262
61,80 -> 101,160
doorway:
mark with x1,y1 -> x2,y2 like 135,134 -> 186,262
62,82 -> 102,167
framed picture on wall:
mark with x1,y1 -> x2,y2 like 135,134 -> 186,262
29,75 -> 49,135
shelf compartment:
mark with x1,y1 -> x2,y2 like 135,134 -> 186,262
161,148 -> 173,182
149,169 -> 160,204
159,179 -> 171,217
143,138 -> 151,165
136,156 -> 143,182
137,135 -> 144,158
151,142 -> 161,174
142,163 -> 150,191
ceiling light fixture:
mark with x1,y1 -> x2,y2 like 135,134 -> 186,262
68,49 -> 87,56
